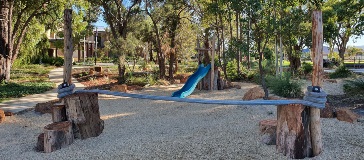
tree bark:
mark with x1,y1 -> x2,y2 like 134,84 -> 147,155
44,121 -> 74,153
52,104 -> 67,123
276,104 -> 312,158
0,1 -> 11,82
310,10 -> 323,156
64,92 -> 104,139
63,9 -> 73,84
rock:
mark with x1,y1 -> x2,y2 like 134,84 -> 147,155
0,109 -> 5,123
243,86 -> 265,100
259,119 -> 277,145
110,84 -> 128,92
268,96 -> 283,100
320,103 -> 335,118
336,108 -> 360,123
175,74 -> 190,83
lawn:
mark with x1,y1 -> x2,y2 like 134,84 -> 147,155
0,64 -> 56,102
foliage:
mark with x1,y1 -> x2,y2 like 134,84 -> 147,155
0,82 -> 54,102
0,64 -> 55,102
299,62 -> 313,75
343,77 -> 364,95
266,73 -> 303,98
329,65 -> 352,79
226,59 -> 242,81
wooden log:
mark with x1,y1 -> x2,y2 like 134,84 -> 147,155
0,109 -> 5,123
63,9 -> 73,85
64,92 -> 104,139
35,99 -> 61,114
311,10 -> 323,156
277,104 -> 312,158
52,104 -> 67,122
210,36 -> 215,91
36,133 -> 45,152
44,121 -> 74,153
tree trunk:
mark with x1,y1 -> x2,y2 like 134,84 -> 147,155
258,42 -> 269,99
310,10 -> 323,156
0,1 -> 11,83
220,14 -> 228,80
235,11 -> 240,76
44,121 -> 74,153
63,9 -> 73,84
277,104 -> 312,158
64,92 -> 104,139
117,60 -> 126,84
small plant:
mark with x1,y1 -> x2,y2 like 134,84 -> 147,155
343,77 -> 364,95
266,73 -> 303,98
329,65 -> 352,79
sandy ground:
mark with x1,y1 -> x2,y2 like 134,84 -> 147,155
0,82 -> 363,160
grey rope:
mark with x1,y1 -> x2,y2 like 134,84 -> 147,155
57,83 -> 75,98
73,86 -> 327,109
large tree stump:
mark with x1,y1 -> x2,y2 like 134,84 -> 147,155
64,92 -> 104,139
44,121 -> 74,153
35,99 -> 60,114
277,104 -> 312,158
52,104 -> 67,122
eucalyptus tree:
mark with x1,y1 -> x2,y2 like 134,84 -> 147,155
280,1 -> 311,72
323,0 -> 364,61
247,0 -> 275,99
0,0 -> 67,83
87,0 -> 141,83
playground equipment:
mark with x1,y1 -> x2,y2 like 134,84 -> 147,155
171,64 -> 211,98
50,8 -> 325,159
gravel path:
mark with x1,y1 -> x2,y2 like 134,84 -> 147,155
0,82 -> 363,159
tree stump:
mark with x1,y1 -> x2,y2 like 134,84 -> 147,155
36,133 -> 45,152
52,104 -> 67,122
44,121 -> 74,153
64,92 -> 104,139
0,109 -> 5,123
94,66 -> 102,72
277,104 -> 312,158
35,99 -> 61,114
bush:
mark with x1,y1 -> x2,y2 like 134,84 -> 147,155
343,78 -> 364,95
226,59 -> 243,81
266,73 -> 303,98
329,65 -> 352,79
299,62 -> 313,75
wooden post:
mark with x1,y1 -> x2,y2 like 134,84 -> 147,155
44,121 -> 74,153
64,92 -> 104,139
210,37 -> 215,91
63,9 -> 73,84
310,10 -> 323,156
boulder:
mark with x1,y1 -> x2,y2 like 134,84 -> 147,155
336,108 -> 360,123
243,86 -> 265,100
110,84 -> 128,92
233,84 -> 241,89
0,109 -> 5,123
320,103 -> 335,118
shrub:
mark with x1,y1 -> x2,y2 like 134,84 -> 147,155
299,62 -> 313,75
343,78 -> 364,95
266,73 -> 303,98
329,65 -> 352,79
226,59 -> 243,81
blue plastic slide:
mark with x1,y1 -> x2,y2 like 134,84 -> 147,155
171,64 -> 211,98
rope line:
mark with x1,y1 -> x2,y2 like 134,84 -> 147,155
73,89 -> 326,109
57,81 -> 327,109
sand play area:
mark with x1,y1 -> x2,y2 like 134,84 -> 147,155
0,82 -> 363,159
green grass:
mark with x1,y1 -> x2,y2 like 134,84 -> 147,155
0,64 -> 56,102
